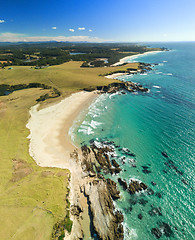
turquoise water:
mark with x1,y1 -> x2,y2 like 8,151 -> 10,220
72,42 -> 195,239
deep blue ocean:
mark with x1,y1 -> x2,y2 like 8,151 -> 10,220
72,42 -> 195,239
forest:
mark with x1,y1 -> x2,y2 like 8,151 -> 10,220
0,42 -> 165,68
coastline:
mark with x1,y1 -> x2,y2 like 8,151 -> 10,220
26,91 -> 98,239
25,50 -> 162,239
112,50 -> 163,66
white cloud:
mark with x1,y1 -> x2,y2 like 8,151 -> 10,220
78,27 -> 85,30
0,32 -> 106,42
89,29 -> 93,32
69,29 -> 75,32
0,20 -> 5,23
51,27 -> 57,29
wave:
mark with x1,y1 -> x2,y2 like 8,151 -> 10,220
153,85 -> 161,88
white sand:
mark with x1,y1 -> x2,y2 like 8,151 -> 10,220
112,50 -> 163,66
26,91 -> 97,239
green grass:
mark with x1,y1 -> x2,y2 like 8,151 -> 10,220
0,61 -> 139,239
0,89 -> 70,239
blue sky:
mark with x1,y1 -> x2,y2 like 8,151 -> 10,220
0,0 -> 195,42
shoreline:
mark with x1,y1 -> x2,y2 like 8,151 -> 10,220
112,50 -> 163,67
26,91 -> 98,239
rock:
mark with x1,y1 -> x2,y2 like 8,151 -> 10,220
71,204 -> 83,217
111,159 -> 120,168
83,179 -> 124,240
146,188 -> 154,195
155,192 -> 162,198
106,179 -> 120,200
118,178 -> 128,190
142,169 -> 152,174
161,151 -> 168,158
148,207 -> 162,216
181,178 -> 188,185
138,198 -> 148,206
158,222 -> 173,237
151,228 -> 162,239
138,213 -> 143,220
128,180 -> 148,194
151,181 -> 157,186
141,165 -> 149,169
81,145 -> 91,156
140,182 -> 148,190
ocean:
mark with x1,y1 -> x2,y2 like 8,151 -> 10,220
71,42 -> 195,239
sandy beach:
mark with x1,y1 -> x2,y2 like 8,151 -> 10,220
26,91 -> 98,239
112,50 -> 163,66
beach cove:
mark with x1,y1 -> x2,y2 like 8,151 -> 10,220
25,50 -> 168,239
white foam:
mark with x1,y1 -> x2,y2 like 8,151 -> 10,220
163,60 -> 168,62
155,72 -> 162,74
123,223 -> 138,240
90,120 -> 102,129
109,92 -> 119,99
140,73 -> 148,76
153,85 -> 161,89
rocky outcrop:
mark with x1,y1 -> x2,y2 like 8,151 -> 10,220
82,179 -> 124,240
97,81 -> 148,94
106,178 -> 120,200
128,180 -> 148,194
70,144 -> 125,239
118,178 -> 128,190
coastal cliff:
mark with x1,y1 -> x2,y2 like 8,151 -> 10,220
67,143 -> 124,240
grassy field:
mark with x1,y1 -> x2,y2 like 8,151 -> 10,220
0,61 -> 139,239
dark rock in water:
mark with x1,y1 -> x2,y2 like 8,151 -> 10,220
120,156 -> 126,164
142,169 -> 152,174
114,167 -> 122,174
158,222 -> 173,237
115,145 -> 120,148
168,160 -> 174,164
155,192 -> 162,198
140,182 -> 148,190
146,188 -> 154,195
164,162 -> 170,167
122,148 -> 130,153
151,228 -> 162,239
176,169 -> 183,175
161,151 -> 168,158
171,165 -> 178,171
149,207 -> 162,216
151,181 -> 157,186
163,170 -> 167,174
111,159 -> 120,168
106,178 -> 120,200
128,180 -> 148,194
138,198 -> 148,206
181,178 -> 188,185
124,207 -> 133,213
138,213 -> 143,220
118,178 -> 128,190
142,165 -> 149,169
132,164 -> 137,168
128,153 -> 136,157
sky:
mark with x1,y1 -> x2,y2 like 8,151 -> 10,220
0,0 -> 195,42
